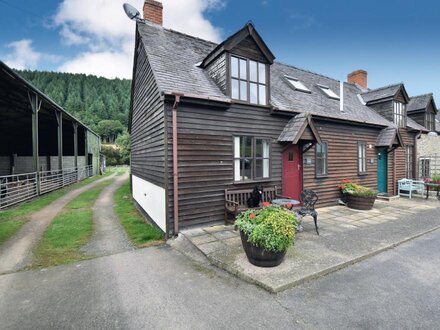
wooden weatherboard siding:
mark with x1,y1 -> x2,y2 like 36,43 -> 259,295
130,38 -> 166,188
206,53 -> 227,94
302,120 -> 381,204
164,101 -> 385,228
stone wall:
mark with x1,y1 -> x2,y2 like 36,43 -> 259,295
416,133 -> 440,178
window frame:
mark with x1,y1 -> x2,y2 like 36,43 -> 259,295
420,158 -> 431,178
285,76 -> 311,93
233,136 -> 271,182
315,141 -> 328,178
229,54 -> 269,106
393,101 -> 407,128
405,145 -> 414,179
357,142 -> 367,175
426,112 -> 435,131
317,84 -> 340,100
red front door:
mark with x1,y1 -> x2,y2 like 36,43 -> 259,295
282,145 -> 302,200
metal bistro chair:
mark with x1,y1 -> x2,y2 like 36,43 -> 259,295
298,190 -> 319,235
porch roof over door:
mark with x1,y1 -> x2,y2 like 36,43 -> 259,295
278,113 -> 322,145
375,127 -> 405,148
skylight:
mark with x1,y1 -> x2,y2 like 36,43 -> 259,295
285,76 -> 310,93
317,84 -> 339,100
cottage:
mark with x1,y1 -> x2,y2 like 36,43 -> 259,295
129,0 -> 431,235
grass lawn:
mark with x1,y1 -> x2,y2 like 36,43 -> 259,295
0,172 -> 112,246
114,182 -> 163,247
32,180 -> 113,268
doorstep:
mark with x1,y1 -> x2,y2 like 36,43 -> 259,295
178,198 -> 440,293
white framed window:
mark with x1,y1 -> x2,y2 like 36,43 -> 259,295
285,76 -> 310,93
234,136 -> 270,181
405,145 -> 414,179
426,112 -> 435,131
230,56 -> 267,106
317,84 -> 339,100
393,102 -> 406,128
358,142 -> 367,174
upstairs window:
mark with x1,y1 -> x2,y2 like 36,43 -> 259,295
358,142 -> 367,174
230,56 -> 267,106
393,102 -> 406,128
286,76 -> 310,93
234,136 -> 270,181
426,112 -> 435,131
317,84 -> 339,100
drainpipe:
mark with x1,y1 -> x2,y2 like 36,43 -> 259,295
172,94 -> 181,236
415,130 -> 422,179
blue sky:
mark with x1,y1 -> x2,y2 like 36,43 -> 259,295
1,0 -> 440,101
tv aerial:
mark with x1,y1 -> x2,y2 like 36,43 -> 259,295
123,3 -> 142,22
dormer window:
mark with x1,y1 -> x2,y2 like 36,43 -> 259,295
426,112 -> 435,131
393,101 -> 406,128
230,55 -> 267,106
317,84 -> 339,100
286,76 -> 310,93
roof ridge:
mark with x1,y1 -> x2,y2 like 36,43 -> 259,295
274,61 -> 341,83
410,93 -> 433,99
362,82 -> 403,94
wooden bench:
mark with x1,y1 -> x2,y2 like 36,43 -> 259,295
224,186 -> 287,224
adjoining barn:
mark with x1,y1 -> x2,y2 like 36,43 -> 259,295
0,61 -> 100,208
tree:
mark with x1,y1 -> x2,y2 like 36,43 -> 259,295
115,132 -> 130,165
95,120 -> 124,143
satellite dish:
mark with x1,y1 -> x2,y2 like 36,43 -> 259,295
123,3 -> 142,22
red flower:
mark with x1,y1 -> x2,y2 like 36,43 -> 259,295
262,201 -> 270,207
341,179 -> 350,183
338,185 -> 343,189
286,202 -> 292,209
249,213 -> 256,219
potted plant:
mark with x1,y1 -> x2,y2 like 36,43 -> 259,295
338,179 -> 377,210
234,203 -> 298,267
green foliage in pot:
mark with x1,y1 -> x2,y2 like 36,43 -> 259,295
234,205 -> 298,253
338,179 -> 377,198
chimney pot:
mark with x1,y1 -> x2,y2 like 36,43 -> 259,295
143,0 -> 163,26
347,69 -> 368,89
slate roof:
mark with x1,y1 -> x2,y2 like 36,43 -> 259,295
407,117 -> 429,132
135,22 -> 423,130
278,113 -> 308,142
360,84 -> 403,104
407,94 -> 433,112
375,127 -> 402,148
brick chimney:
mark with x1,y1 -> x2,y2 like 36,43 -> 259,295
143,0 -> 163,25
347,70 -> 368,89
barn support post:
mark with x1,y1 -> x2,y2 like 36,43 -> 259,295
55,111 -> 63,170
73,122 -> 78,181
84,128 -> 89,176
28,92 -> 42,195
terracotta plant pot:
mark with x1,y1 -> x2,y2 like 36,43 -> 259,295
239,231 -> 286,267
346,194 -> 376,210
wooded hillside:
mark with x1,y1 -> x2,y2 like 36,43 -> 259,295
17,70 -> 131,131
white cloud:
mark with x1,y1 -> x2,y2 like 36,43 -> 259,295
3,39 -> 61,70
53,0 -> 225,79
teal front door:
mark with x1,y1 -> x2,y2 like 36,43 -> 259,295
377,148 -> 387,193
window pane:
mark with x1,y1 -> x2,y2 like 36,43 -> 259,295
240,80 -> 247,101
263,159 -> 269,178
243,158 -> 252,180
317,159 -> 324,175
241,136 -> 252,157
255,139 -> 263,157
258,63 -> 266,84
234,137 -> 240,158
239,59 -> 247,80
256,159 -> 263,178
231,57 -> 239,78
231,79 -> 239,99
263,140 -> 270,157
249,61 -> 257,82
250,83 -> 258,104
234,159 -> 241,181
258,84 -> 266,105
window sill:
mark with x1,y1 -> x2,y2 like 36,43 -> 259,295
231,100 -> 272,110
233,179 -> 272,185
315,175 -> 328,179
358,172 -> 368,176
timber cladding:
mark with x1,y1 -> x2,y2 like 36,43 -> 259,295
164,101 -> 386,228
130,40 -> 166,188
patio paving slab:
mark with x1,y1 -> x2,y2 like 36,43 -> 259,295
178,197 -> 440,293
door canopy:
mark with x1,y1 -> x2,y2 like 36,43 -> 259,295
278,113 -> 322,145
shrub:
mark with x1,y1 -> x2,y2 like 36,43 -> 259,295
338,179 -> 377,198
234,205 -> 298,253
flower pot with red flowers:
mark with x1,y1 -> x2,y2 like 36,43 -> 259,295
234,205 -> 298,267
338,179 -> 377,210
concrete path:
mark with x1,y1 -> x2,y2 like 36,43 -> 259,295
1,229 -> 440,329
81,173 -> 133,257
0,174 -> 115,274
